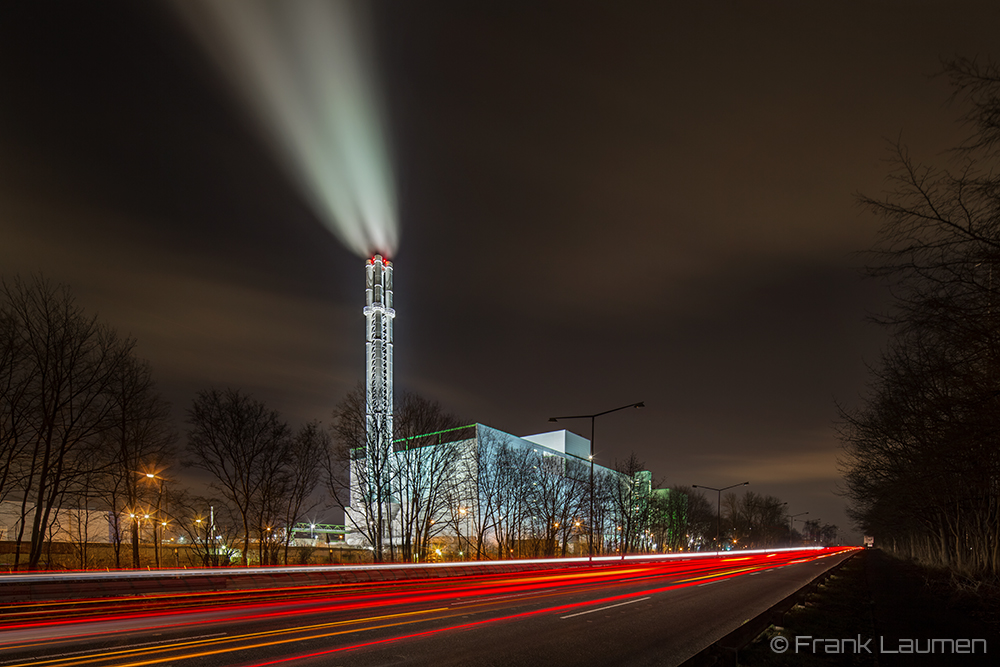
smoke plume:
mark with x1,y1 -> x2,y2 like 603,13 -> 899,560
174,0 -> 398,257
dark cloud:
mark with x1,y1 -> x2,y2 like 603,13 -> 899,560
3,0 -> 998,541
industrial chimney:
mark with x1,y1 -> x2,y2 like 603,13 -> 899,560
364,255 -> 394,464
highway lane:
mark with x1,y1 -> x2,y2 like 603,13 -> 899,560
0,547 -> 856,666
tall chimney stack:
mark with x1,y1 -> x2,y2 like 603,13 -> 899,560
364,255 -> 394,464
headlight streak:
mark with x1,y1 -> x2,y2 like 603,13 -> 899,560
4,551 -> 838,634
237,565 -> 820,667
0,562 -> 723,632
0,545 -> 831,585
336,550 -> 852,663
0,634 -> 226,665
3,552 -> 840,638
0,569 -> 578,630
1,548 -> 858,667
449,587 -> 560,607
0,608 -> 451,667
680,565 -> 767,584
2,573 -> 608,632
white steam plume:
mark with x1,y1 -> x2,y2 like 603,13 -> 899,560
174,0 -> 398,257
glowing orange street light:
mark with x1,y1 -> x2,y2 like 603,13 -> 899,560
140,470 -> 168,568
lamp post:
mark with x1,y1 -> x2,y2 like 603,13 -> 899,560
195,518 -> 206,566
692,481 -> 748,551
143,472 -> 166,568
456,508 -> 466,561
128,511 -> 140,568
805,518 -> 821,543
143,512 -> 152,561
789,511 -> 808,544
549,401 -> 645,560
764,501 -> 787,548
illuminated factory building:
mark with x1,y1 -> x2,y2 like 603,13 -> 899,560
347,255 -> 652,556
345,422 -> 648,553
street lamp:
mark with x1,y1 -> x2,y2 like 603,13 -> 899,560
456,507 -> 467,560
141,471 -> 167,568
788,512 -> 809,544
127,511 -> 140,568
805,518 -> 821,543
692,481 -> 749,551
549,401 -> 645,559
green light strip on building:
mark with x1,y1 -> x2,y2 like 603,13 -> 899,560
393,423 -> 477,443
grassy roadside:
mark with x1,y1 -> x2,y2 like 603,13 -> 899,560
738,552 -> 875,666
739,550 -> 1000,666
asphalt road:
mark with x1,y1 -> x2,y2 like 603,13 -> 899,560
0,548 -> 855,667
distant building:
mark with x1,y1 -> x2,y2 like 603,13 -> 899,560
0,500 -> 113,543
345,423 -> 650,556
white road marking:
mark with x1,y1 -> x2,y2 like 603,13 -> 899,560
560,597 -> 650,619
697,578 -> 729,587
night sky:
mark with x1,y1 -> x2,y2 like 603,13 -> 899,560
3,1 -> 998,543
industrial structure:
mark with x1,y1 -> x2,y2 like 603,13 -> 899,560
343,422 -> 656,557
364,254 -> 394,469
345,254 -> 659,558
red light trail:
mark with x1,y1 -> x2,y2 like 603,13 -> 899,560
0,547 -> 858,667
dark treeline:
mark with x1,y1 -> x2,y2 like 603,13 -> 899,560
840,58 -> 1000,579
0,276 -> 175,570
0,276 -> 324,570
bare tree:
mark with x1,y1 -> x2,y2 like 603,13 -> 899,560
458,428 -> 540,560
1,276 -> 134,569
278,420 -> 326,565
648,488 -> 690,552
327,386 -> 465,562
391,393 -> 464,562
167,490 -> 235,567
0,298 -> 28,507
327,384 -> 393,562
722,491 -> 786,548
607,453 -> 653,555
523,452 -> 587,558
449,426 -> 510,560
490,439 -> 536,559
841,57 -> 1000,578
94,355 -> 175,568
185,388 -> 291,565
